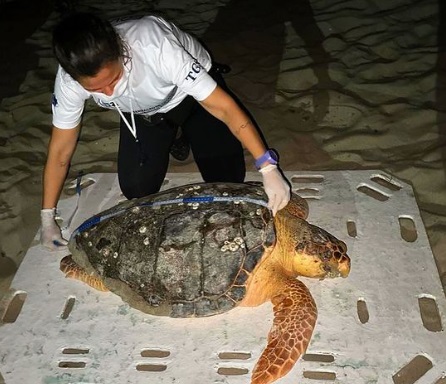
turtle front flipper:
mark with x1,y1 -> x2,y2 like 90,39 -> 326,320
60,255 -> 109,292
251,278 -> 317,384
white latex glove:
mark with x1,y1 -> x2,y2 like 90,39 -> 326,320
40,208 -> 68,250
260,164 -> 291,216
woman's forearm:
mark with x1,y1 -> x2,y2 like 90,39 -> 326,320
225,114 -> 266,160
200,86 -> 267,160
42,155 -> 70,209
42,125 -> 80,209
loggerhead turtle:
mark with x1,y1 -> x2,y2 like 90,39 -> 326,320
61,182 -> 350,384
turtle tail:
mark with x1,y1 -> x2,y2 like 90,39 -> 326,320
250,278 -> 317,384
60,255 -> 109,292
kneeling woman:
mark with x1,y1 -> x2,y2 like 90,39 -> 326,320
41,12 -> 290,249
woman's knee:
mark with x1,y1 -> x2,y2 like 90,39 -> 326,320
118,171 -> 165,199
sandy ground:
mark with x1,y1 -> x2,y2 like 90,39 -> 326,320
0,0 -> 445,305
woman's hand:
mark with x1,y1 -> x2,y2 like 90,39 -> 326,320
40,208 -> 68,250
259,164 -> 291,215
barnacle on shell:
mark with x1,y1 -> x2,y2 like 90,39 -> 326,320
234,237 -> 244,245
229,243 -> 239,251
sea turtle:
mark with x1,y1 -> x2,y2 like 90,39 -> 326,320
61,182 -> 350,384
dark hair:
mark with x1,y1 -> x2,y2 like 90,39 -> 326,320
52,12 -> 128,80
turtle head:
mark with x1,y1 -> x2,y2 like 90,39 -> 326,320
286,221 -> 351,279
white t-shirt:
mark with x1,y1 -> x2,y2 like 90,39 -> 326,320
52,15 -> 216,129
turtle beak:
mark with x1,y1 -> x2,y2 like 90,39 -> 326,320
321,255 -> 351,278
338,255 -> 351,277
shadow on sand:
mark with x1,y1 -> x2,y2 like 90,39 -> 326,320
202,0 -> 339,123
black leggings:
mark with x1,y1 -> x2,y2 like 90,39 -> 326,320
117,90 -> 245,199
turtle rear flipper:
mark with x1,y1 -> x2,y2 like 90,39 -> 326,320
60,255 -> 109,292
251,279 -> 317,384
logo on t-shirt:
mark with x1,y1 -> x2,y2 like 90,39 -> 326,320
51,94 -> 58,107
97,99 -> 116,109
185,60 -> 203,81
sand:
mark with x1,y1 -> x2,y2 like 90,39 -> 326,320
0,0 -> 445,302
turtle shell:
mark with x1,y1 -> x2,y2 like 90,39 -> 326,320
70,182 -> 275,317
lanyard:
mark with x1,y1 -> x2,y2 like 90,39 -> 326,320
114,99 -> 138,141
